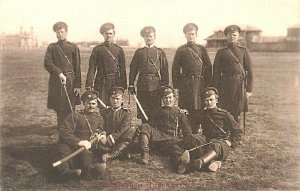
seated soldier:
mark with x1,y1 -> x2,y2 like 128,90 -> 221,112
98,86 -> 136,162
138,86 -> 206,172
53,90 -> 106,181
189,87 -> 243,172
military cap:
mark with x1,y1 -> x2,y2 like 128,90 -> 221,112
161,85 -> 175,97
183,23 -> 198,33
109,86 -> 124,96
100,23 -> 115,34
203,87 -> 219,99
81,90 -> 99,101
140,26 -> 156,37
224,25 -> 241,35
53,22 -> 68,32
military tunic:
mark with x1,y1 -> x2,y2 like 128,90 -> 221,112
129,46 -> 169,121
44,40 -> 81,118
54,110 -> 104,175
85,42 -> 127,105
200,107 -> 243,160
139,106 -> 205,155
213,44 -> 253,120
100,107 -> 135,144
172,43 -> 212,111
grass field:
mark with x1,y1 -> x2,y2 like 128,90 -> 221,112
0,48 -> 300,190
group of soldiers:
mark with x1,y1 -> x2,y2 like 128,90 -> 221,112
44,21 -> 253,181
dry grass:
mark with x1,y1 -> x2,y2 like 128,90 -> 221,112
0,48 -> 300,190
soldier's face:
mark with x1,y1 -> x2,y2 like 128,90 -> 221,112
56,28 -> 67,41
103,29 -> 115,43
204,95 -> 218,109
185,30 -> 197,43
226,31 -> 239,44
83,99 -> 99,112
162,93 -> 175,107
110,94 -> 123,109
143,33 -> 156,46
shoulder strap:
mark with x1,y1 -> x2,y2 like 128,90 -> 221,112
83,114 -> 94,135
227,48 -> 245,76
206,114 -> 228,136
147,49 -> 161,80
187,47 -> 203,65
103,46 -> 120,76
56,44 -> 73,71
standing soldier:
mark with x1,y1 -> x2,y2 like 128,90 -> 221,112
85,23 -> 127,105
98,87 -> 136,162
213,25 -> 253,123
44,22 -> 81,129
128,26 -> 169,122
172,23 -> 212,132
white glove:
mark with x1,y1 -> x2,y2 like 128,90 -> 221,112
77,140 -> 91,150
59,73 -> 67,85
246,92 -> 252,98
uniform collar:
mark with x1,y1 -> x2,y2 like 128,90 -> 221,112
204,107 -> 218,113
144,44 -> 155,48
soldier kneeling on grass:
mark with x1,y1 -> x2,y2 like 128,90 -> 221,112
96,86 -> 136,164
176,87 -> 243,173
52,90 -> 107,181
137,86 -> 207,172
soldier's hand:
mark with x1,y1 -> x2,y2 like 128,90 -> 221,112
85,87 -> 93,91
128,86 -> 136,94
246,92 -> 252,98
59,73 -> 67,86
98,134 -> 107,145
74,88 -> 81,96
78,140 -> 91,150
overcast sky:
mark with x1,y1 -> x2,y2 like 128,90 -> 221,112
1,0 -> 299,47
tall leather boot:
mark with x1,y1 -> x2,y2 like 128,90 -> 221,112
103,142 -> 130,162
139,134 -> 150,164
193,149 -> 220,171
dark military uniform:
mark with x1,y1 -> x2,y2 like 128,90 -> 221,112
44,40 -> 81,126
139,106 -> 206,165
100,106 -> 135,146
129,46 -> 169,121
172,42 -> 212,131
200,107 -> 243,160
85,42 -> 127,105
53,110 -> 104,178
213,43 -> 253,121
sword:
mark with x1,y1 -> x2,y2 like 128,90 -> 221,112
133,94 -> 148,121
97,98 -> 108,108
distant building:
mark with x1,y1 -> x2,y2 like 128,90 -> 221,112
205,24 -> 300,52
251,24 -> 300,52
205,25 -> 262,51
0,26 -> 40,49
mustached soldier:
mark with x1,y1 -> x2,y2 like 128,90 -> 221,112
85,23 -> 127,105
53,90 -> 106,181
128,26 -> 169,122
213,25 -> 253,123
44,22 -> 81,129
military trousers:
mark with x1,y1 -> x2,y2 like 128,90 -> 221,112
138,123 -> 179,155
53,143 -> 94,176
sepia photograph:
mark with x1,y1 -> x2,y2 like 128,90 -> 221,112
1,0 -> 300,190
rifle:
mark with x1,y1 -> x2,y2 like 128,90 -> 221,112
52,131 -> 106,167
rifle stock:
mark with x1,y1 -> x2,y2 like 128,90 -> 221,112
52,131 -> 106,167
